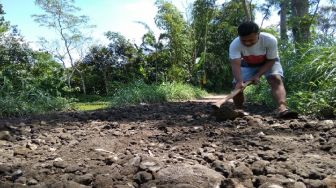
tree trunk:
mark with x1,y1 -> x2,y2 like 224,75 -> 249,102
103,69 -> 109,94
241,0 -> 252,21
78,71 -> 86,95
280,0 -> 289,41
291,0 -> 310,44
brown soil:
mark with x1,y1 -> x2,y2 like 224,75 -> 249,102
0,98 -> 336,188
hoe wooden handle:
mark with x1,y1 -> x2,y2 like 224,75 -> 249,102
212,81 -> 252,109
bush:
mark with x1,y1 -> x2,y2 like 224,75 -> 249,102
0,90 -> 68,117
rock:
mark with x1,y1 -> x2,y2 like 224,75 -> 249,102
133,171 -> 153,184
148,164 -> 224,187
202,153 -> 217,163
251,160 -> 270,175
0,131 -> 11,141
303,179 -> 327,188
0,182 -> 27,188
65,165 -> 82,173
283,182 -> 306,188
318,120 -> 334,130
212,160 -> 232,178
256,175 -> 306,188
14,146 -> 30,156
11,169 -> 23,181
259,183 -> 284,188
26,142 -> 38,150
93,174 -> 116,188
232,164 -> 253,180
211,102 -> 245,121
53,160 -> 67,169
0,164 -> 12,175
74,174 -> 93,186
27,178 -> 39,185
258,151 -> 279,161
104,155 -> 119,165
139,157 -> 162,172
221,178 -> 249,188
323,175 -> 336,188
247,117 -> 263,126
15,176 -> 27,184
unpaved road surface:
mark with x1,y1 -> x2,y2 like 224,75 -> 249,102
0,99 -> 336,188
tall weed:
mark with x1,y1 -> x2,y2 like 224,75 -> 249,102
110,81 -> 207,107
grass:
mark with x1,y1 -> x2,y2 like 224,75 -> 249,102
69,82 -> 208,111
70,95 -> 112,111
110,81 -> 208,107
71,101 -> 111,111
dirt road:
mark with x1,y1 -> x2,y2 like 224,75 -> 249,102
0,99 -> 335,187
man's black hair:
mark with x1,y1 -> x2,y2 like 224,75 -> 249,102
237,21 -> 260,36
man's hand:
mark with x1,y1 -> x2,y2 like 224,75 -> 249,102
250,75 -> 260,85
235,80 -> 245,90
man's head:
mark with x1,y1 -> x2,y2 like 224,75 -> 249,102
238,21 -> 260,47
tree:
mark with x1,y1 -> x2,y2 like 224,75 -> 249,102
241,0 -> 252,21
155,0 -> 193,82
317,4 -> 336,36
32,0 -> 95,94
0,4 -> 9,34
194,0 -> 246,91
261,0 -> 289,41
279,0 -> 290,41
82,32 -> 140,94
137,21 -> 168,83
191,0 -> 216,87
290,0 -> 310,44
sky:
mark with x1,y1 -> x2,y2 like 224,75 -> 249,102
1,0 -> 280,66
1,0 -> 200,48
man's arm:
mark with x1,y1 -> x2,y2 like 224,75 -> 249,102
230,58 -> 244,89
250,59 -> 276,83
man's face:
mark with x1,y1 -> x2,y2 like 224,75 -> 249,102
239,32 -> 259,47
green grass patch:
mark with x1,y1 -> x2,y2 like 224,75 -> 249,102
71,101 -> 111,111
70,95 -> 112,111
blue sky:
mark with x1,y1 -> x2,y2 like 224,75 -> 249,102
1,0 -> 197,48
2,0 -> 278,48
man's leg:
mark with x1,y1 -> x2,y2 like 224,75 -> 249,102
266,75 -> 287,112
232,66 -> 257,109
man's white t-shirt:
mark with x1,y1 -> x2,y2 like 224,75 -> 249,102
229,32 -> 279,65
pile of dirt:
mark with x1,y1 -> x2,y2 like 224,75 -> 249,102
0,100 -> 335,188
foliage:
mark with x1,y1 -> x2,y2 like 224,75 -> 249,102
110,81 -> 207,107
32,0 -> 95,94
245,42 -> 336,117
155,0 -> 193,82
285,44 -> 336,116
137,22 -> 170,84
0,4 -> 9,34
0,25 -> 69,117
0,90 -> 68,117
196,0 -> 246,91
80,32 -> 143,95
244,78 -> 274,107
